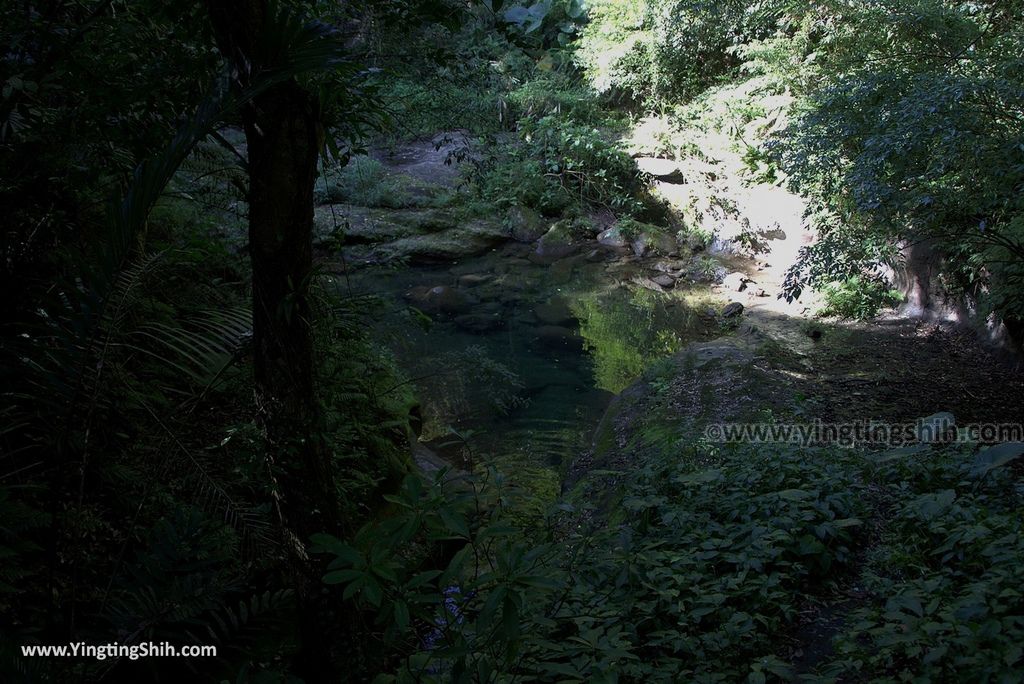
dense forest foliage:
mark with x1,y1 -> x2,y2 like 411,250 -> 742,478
1,0 -> 1022,682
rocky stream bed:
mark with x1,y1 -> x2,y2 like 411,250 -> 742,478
312,134 -> 1023,515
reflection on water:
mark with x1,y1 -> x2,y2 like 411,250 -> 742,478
344,244 -> 716,508
574,286 -> 706,393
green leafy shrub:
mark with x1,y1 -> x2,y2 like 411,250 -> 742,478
822,443 -> 1024,681
776,1 -> 1024,327
314,442 -> 870,682
379,75 -> 505,138
316,418 -> 1024,682
475,152 -> 569,214
817,275 -> 904,320
505,68 -> 610,124
501,0 -> 587,49
476,115 -> 648,215
577,0 -> 785,109
316,156 -> 414,209
521,115 -> 644,211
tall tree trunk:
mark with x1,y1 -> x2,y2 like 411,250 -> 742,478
204,2 -> 343,680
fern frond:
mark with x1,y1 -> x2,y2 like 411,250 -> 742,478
141,404 -> 276,555
197,589 -> 294,646
104,251 -> 169,330
127,307 -> 252,392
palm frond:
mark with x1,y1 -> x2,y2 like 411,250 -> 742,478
128,307 -> 252,392
237,2 -> 356,94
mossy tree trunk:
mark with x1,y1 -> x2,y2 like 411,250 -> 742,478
204,2 -> 344,679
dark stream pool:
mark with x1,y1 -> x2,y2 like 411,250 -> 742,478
344,241 -> 716,504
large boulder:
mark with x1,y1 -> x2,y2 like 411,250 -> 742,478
370,219 -> 506,264
566,336 -> 797,493
652,259 -> 688,275
534,221 -> 580,261
721,302 -> 745,318
597,225 -> 630,249
722,272 -> 751,292
508,205 -> 547,243
631,229 -> 680,258
651,274 -> 676,289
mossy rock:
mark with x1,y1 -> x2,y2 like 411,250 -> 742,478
601,218 -> 680,257
597,225 -> 630,249
533,220 -> 582,262
314,205 -> 458,245
361,218 -> 507,264
508,205 -> 547,243
630,227 -> 680,258
566,334 -> 798,506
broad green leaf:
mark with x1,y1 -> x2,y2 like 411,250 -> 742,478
502,593 -> 520,641
971,442 -> 1024,478
913,490 -> 956,519
407,570 -> 442,589
393,600 -> 410,631
774,488 -> 815,501
323,569 -> 362,585
439,508 -> 470,539
309,533 -> 361,564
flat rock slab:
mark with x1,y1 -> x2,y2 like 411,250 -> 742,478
635,156 -> 687,183
314,205 -> 455,244
722,302 -> 745,318
366,219 -> 506,264
652,274 -> 676,289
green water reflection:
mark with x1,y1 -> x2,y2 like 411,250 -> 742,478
350,249 -> 717,508
574,286 -> 706,393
